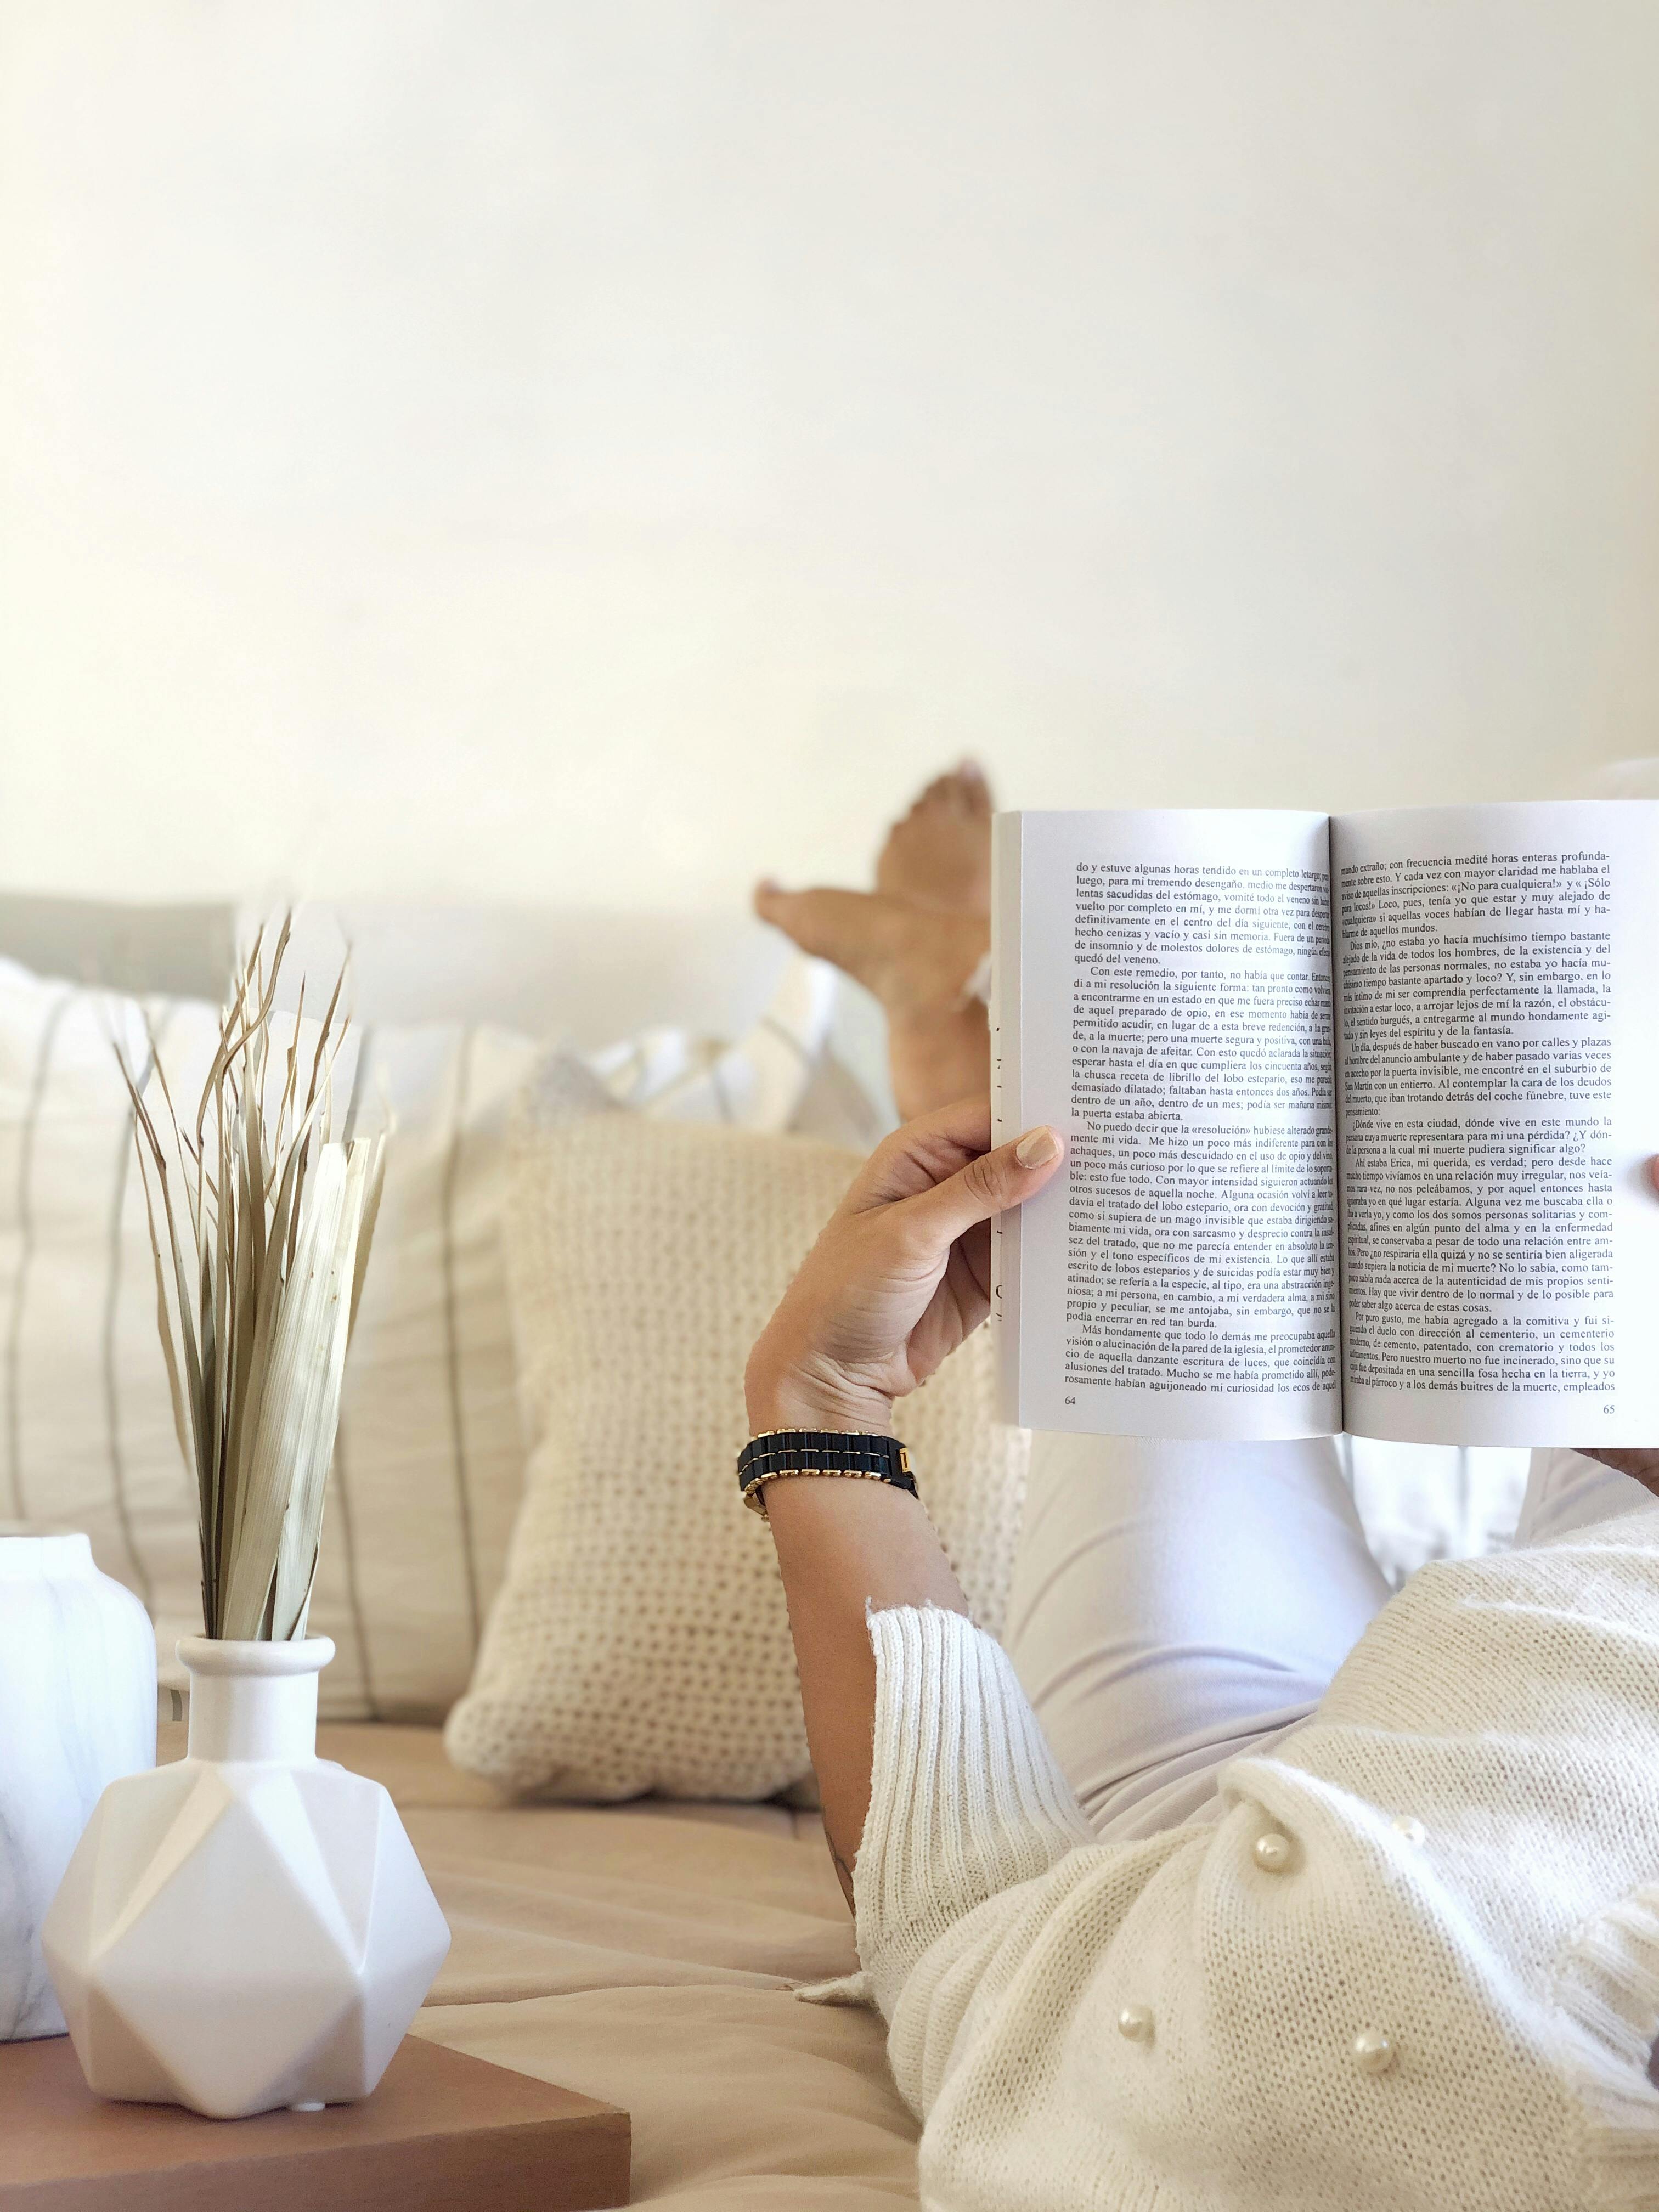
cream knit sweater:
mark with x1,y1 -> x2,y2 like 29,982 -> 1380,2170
842,1501 -> 1659,2212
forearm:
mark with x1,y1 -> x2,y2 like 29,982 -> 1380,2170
760,1472 -> 969,1904
738,1099 -> 1063,1904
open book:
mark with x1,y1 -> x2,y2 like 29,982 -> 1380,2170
990,803 -> 1659,1446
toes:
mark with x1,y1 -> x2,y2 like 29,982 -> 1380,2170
909,763 -> 992,819
896,764 -> 990,831
754,883 -> 891,985
938,760 -> 989,814
754,877 -> 801,933
755,880 -> 833,948
956,758 -> 992,813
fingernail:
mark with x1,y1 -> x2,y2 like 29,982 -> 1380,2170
1015,1126 -> 1061,1168
958,757 -> 985,780
756,877 -> 782,896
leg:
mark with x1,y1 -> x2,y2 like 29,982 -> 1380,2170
755,765 -> 994,1120
1003,1431 -> 1392,1841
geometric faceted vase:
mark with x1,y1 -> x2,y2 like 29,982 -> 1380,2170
42,1637 -> 449,2119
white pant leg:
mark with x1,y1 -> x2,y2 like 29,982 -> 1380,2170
1004,1431 -> 1391,1841
1514,1447 -> 1650,1545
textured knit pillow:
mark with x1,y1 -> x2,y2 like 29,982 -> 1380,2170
444,1116 -> 1029,1802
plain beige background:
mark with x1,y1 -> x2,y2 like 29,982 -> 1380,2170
3,2 -> 1658,910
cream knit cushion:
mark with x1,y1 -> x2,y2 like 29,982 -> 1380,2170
444,1115 -> 1029,1802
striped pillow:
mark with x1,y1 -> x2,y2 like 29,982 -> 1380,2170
0,948 -> 850,1722
0,956 -> 536,1720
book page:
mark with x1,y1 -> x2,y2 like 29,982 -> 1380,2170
1334,800 -> 1659,1448
992,810 -> 1340,1438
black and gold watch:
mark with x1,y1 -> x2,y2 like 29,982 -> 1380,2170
738,1430 -> 917,1517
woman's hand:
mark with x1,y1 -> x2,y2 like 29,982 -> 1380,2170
746,1096 -> 1064,1437
1576,1153 -> 1659,1496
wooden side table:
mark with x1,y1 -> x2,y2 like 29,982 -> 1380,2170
0,2034 -> 629,2210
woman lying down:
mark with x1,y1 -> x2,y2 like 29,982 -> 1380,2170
746,771 -> 1659,2212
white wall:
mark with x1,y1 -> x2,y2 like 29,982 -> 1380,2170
3,2 -> 1658,911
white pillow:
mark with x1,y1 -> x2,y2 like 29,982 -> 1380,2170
444,1114 -> 1029,1802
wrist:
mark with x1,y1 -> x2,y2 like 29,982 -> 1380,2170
744,1347 -> 895,1440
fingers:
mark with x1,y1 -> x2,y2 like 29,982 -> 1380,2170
850,1096 -> 1058,1223
1647,1154 -> 1659,1199
852,1095 -> 994,1206
899,1125 -> 1063,1248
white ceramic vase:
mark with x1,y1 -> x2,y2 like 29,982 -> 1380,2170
0,1531 -> 155,2042
42,1635 -> 450,2119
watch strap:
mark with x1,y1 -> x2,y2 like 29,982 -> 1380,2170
738,1429 -> 917,1517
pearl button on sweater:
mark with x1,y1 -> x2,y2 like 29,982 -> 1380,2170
840,1503 -> 1659,2211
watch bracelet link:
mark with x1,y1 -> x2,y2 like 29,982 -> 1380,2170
738,1429 -> 917,1517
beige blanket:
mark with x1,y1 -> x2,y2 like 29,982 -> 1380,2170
325,1724 -> 919,2207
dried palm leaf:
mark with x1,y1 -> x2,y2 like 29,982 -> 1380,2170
117,925 -> 383,1640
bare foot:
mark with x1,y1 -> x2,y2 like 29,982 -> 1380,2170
874,762 -> 993,913
753,884 -> 989,1120
750,887 -> 981,1014
755,763 -> 997,1119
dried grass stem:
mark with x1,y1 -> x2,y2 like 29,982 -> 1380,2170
119,922 -> 384,1640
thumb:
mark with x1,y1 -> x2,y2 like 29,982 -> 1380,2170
901,1125 -> 1064,1247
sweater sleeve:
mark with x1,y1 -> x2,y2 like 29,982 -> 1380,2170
851,1604 -> 1097,2023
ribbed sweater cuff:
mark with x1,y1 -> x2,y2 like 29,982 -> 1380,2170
853,1604 -> 1096,2020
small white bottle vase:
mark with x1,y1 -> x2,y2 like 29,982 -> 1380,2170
0,1532 -> 155,2042
43,1635 -> 450,2119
